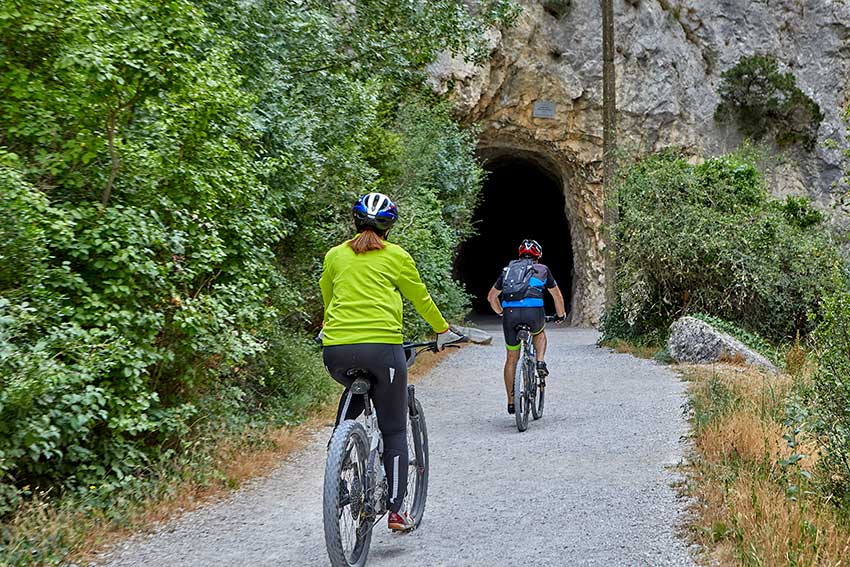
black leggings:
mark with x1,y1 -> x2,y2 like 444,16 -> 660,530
323,343 -> 409,513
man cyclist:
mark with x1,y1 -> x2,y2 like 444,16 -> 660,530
320,192 -> 463,532
486,239 -> 567,414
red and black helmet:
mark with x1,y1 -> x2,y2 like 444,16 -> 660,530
518,239 -> 542,259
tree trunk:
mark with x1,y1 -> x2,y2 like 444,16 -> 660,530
601,0 -> 618,311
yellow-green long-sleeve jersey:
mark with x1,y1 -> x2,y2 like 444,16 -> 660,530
320,240 -> 449,345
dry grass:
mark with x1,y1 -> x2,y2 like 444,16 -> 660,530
682,364 -> 850,566
2,345 -> 458,565
685,363 -> 793,414
606,338 -> 661,359
3,416 -> 328,565
697,409 -> 792,467
72,412 -> 330,562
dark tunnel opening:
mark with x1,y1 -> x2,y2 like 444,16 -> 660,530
455,157 -> 574,317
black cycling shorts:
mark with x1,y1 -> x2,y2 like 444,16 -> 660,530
502,307 -> 545,350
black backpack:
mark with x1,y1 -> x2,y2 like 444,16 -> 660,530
500,259 -> 543,302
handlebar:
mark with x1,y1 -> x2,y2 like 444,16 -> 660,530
315,333 -> 468,369
402,334 -> 468,368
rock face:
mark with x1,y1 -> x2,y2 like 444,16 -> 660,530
667,316 -> 778,372
429,0 -> 850,325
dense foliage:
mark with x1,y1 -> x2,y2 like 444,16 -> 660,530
806,107 -> 850,510
808,281 -> 850,509
602,150 -> 841,343
0,0 -> 514,519
715,55 -> 823,151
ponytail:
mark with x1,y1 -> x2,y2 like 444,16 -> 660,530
348,229 -> 386,254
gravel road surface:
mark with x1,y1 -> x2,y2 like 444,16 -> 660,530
100,326 -> 694,566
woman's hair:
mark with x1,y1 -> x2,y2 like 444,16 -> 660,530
348,228 -> 385,254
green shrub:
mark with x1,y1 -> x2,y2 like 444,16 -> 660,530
715,55 -> 823,151
808,280 -> 850,510
380,99 -> 482,338
652,346 -> 674,365
608,150 -> 840,343
805,99 -> 850,508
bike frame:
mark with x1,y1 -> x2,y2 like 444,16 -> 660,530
518,327 -> 536,363
513,314 -> 556,431
323,336 -> 462,565
516,314 -> 557,365
359,386 -> 387,520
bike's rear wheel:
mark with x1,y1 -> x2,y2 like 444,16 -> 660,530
324,420 -> 371,567
402,393 -> 429,526
514,342 -> 530,432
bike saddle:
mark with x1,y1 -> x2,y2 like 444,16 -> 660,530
350,377 -> 371,395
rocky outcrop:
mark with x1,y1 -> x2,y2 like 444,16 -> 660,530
430,0 -> 850,325
667,316 -> 778,372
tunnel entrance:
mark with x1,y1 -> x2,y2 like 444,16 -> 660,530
455,156 -> 574,317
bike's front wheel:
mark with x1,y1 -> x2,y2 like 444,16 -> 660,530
514,343 -> 530,432
531,359 -> 544,420
324,420 -> 371,567
403,389 -> 429,526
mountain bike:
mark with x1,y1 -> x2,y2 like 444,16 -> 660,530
322,336 -> 465,567
513,315 -> 557,432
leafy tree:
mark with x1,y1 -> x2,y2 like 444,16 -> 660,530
715,55 -> 823,151
0,0 -> 514,521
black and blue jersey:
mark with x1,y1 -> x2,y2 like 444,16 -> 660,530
493,262 -> 558,308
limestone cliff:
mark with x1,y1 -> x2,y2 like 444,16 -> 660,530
431,0 -> 850,325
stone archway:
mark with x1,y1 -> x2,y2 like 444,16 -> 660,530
455,152 -> 573,319
426,6 -> 610,326
471,137 -> 604,326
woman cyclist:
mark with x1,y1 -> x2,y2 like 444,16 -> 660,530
320,192 -> 463,532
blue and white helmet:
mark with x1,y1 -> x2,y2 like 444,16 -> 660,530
352,192 -> 398,232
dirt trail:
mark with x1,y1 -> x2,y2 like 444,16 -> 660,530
100,326 -> 694,566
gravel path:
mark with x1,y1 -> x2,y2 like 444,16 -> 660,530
99,326 -> 694,566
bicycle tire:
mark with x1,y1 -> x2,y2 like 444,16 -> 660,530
532,363 -> 545,419
514,340 -> 529,432
530,357 -> 544,420
324,420 -> 372,567
403,396 -> 429,526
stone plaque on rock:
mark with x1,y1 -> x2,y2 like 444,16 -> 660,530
532,100 -> 556,119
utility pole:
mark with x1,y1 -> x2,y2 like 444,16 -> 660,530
601,0 -> 618,310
